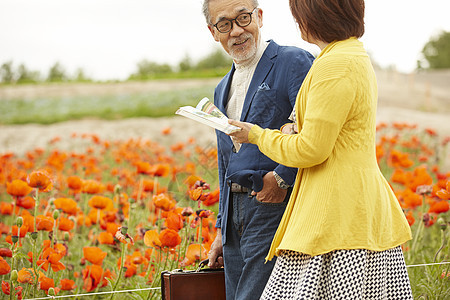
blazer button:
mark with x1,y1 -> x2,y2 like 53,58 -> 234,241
232,145 -> 237,153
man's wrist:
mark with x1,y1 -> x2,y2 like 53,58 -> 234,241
272,171 -> 290,189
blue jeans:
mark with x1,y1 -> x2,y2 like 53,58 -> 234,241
223,192 -> 288,300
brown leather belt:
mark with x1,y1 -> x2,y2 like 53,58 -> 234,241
229,182 -> 249,193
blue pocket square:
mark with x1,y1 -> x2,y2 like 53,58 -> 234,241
258,82 -> 270,90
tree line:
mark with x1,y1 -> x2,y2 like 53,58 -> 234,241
0,48 -> 232,84
1,31 -> 448,84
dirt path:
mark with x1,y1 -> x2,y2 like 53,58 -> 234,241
0,70 -> 449,168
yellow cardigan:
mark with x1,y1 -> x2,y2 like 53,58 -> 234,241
249,38 -> 412,260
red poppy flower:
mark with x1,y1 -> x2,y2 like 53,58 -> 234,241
0,248 -> 12,258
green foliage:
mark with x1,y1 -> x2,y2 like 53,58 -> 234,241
0,81 -> 216,125
195,48 -> 232,70
419,31 -> 450,69
129,60 -> 174,80
0,60 -> 14,83
17,63 -> 41,83
47,62 -> 68,82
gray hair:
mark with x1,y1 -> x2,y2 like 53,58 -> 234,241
202,0 -> 259,24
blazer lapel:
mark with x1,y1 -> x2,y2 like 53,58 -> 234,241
240,41 -> 277,121
216,65 -> 235,116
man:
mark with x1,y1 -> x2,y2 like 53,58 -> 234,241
203,0 -> 314,299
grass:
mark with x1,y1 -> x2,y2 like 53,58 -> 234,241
0,82 -> 217,125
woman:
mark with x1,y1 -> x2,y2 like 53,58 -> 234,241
228,0 -> 413,298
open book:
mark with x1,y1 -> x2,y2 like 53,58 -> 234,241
175,98 -> 241,134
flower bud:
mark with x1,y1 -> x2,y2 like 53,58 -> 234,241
53,209 -> 60,220
64,232 -> 70,241
437,218 -> 447,230
129,198 -> 135,204
48,287 -> 55,296
12,235 -> 19,244
10,270 -> 18,282
16,217 -> 23,228
48,197 -> 55,206
121,226 -> 128,235
114,184 -> 122,195
31,232 -> 38,240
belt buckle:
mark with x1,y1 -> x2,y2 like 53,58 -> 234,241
230,182 -> 248,193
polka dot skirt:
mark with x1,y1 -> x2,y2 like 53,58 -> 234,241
260,246 -> 413,299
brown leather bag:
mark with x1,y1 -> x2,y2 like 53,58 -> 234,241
161,259 -> 225,300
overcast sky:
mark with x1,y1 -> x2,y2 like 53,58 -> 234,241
1,0 -> 449,80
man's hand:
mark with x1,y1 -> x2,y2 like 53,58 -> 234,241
208,229 -> 224,268
252,172 -> 287,203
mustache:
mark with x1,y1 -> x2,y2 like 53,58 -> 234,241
228,33 -> 253,47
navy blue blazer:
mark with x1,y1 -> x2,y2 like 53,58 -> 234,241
214,40 -> 314,243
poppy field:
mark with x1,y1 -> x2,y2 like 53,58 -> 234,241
0,122 -> 449,299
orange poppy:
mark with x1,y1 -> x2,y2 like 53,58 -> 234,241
17,268 -> 36,284
203,188 -> 220,206
143,230 -> 162,248
0,202 -> 13,215
82,180 -> 105,194
58,217 -> 74,232
98,232 -> 115,245
152,193 -> 175,211
60,279 -> 76,291
401,188 -> 423,209
159,229 -> 181,248
6,179 -> 32,197
67,175 -> 83,191
38,271 -> 55,290
16,196 -> 35,210
82,264 -> 107,292
54,198 -> 78,215
1,281 -> 23,299
165,211 -> 183,231
161,127 -> 171,135
429,201 -> 449,214
180,244 -> 208,267
88,195 -> 112,210
150,164 -> 170,177
405,211 -> 415,226
83,247 -> 107,265
36,215 -> 54,231
27,169 -> 52,192
136,161 -> 152,175
0,257 -> 10,275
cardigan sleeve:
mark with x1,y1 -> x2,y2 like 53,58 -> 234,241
249,74 -> 356,168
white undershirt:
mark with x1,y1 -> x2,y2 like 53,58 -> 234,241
226,38 -> 269,120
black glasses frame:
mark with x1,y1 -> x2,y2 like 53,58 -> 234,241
213,8 -> 258,33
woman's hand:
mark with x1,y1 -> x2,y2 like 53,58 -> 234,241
281,123 -> 298,134
227,120 -> 254,143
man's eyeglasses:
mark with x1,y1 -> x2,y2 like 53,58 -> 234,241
213,8 -> 258,33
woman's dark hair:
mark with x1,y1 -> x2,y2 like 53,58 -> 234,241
289,0 -> 365,43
